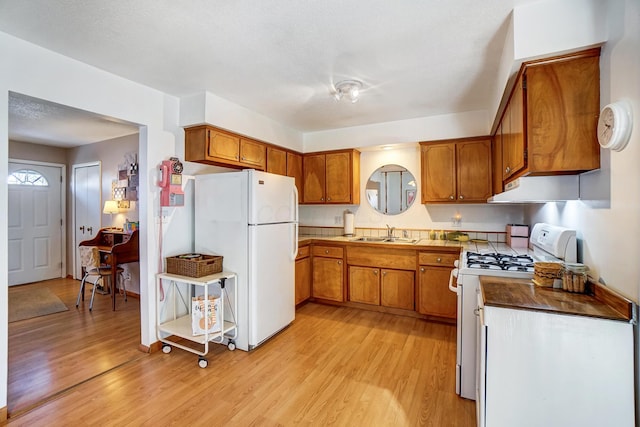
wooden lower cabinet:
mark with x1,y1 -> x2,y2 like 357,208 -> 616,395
295,245 -> 311,305
312,257 -> 344,302
418,265 -> 457,319
381,269 -> 415,310
349,266 -> 380,305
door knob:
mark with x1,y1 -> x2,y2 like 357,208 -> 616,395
79,225 -> 85,233
87,226 -> 93,234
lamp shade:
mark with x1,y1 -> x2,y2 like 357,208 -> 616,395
103,200 -> 119,214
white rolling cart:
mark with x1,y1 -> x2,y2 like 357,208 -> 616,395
156,271 -> 237,368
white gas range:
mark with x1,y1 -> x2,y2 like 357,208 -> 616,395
448,223 -> 577,401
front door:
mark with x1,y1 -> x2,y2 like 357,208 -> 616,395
8,163 -> 63,285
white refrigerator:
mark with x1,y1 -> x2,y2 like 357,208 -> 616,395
195,170 -> 298,351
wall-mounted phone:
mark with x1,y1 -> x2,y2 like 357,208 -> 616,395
159,157 -> 185,207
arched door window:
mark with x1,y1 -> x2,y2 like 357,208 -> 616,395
7,169 -> 49,186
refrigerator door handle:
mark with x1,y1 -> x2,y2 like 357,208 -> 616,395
292,184 -> 299,223
291,222 -> 298,260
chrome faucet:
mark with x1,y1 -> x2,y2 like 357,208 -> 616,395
386,224 -> 395,239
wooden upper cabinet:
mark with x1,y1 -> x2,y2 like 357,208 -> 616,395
456,139 -> 492,202
502,75 -> 525,181
302,153 -> 326,203
302,149 -> 360,204
420,137 -> 492,203
496,48 -> 601,184
239,138 -> 266,170
207,129 -> 240,162
492,125 -> 504,195
267,146 -> 287,175
286,152 -> 303,198
184,125 -> 266,170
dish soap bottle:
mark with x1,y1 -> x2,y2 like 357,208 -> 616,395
429,230 -> 436,240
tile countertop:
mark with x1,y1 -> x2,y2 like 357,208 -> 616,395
297,234 -> 523,254
479,276 -> 634,322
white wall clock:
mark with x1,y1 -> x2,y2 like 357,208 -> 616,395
597,100 -> 633,151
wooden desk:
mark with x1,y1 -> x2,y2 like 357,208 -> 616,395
79,229 -> 140,310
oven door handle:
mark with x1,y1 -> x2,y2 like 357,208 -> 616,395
448,268 -> 459,294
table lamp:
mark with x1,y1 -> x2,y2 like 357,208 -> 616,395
103,200 -> 119,228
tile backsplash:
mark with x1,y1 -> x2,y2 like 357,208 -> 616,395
299,226 -> 506,243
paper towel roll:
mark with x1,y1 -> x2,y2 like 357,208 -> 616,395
344,211 -> 355,236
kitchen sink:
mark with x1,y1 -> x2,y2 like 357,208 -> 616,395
351,236 -> 418,244
352,236 -> 388,242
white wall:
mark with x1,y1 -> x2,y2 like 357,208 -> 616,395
300,145 -> 525,232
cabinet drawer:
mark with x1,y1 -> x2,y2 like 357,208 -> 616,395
347,246 -> 415,270
296,244 -> 310,260
312,245 -> 344,259
418,252 -> 459,267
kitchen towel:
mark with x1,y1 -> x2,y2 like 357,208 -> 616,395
344,210 -> 355,236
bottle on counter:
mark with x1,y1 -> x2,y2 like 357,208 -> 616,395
439,230 -> 446,240
429,229 -> 436,240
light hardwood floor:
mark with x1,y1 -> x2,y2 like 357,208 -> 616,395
7,281 -> 475,426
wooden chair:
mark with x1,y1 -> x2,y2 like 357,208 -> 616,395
76,246 -> 125,311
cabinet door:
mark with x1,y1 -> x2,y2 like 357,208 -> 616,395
312,257 -> 343,301
286,152 -> 303,197
492,124 -> 504,195
418,266 -> 457,319
295,256 -> 311,305
456,139 -> 492,202
303,154 -> 326,203
503,76 -> 525,180
239,138 -> 266,170
381,269 -> 414,310
267,146 -> 287,175
325,152 -> 352,203
526,56 -> 600,173
421,143 -> 456,202
208,130 -> 240,163
349,266 -> 380,305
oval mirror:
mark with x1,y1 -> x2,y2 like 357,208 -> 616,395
365,164 -> 417,215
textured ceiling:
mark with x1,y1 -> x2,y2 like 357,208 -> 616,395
1,0 -> 539,146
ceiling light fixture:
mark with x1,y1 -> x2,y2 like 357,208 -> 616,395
333,80 -> 363,103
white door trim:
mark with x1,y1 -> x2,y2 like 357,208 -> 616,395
8,158 -> 67,280
71,161 -> 101,279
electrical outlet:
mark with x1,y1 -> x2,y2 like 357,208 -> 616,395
334,215 -> 342,225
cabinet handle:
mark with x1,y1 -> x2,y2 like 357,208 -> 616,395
505,166 -> 511,173
242,156 -> 246,161
382,271 -> 386,276
325,250 -> 329,254
436,257 -> 442,263
327,197 -> 331,201
337,261 -> 342,265
373,270 -> 378,275
321,197 -> 324,201
420,267 -> 425,272
87,226 -> 93,234
449,195 -> 454,200
459,195 -> 464,200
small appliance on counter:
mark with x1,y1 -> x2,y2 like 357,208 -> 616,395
343,210 -> 355,236
506,224 -> 529,248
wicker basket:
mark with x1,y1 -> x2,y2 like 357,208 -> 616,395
533,262 -> 563,287
166,254 -> 223,278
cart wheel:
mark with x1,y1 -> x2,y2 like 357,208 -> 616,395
227,341 -> 236,351
162,344 -> 172,354
198,357 -> 208,368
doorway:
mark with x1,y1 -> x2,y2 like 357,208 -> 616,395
8,161 -> 65,285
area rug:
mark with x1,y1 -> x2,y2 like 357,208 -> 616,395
8,287 -> 69,323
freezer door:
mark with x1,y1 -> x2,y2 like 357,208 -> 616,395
248,222 -> 296,348
248,170 -> 298,225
